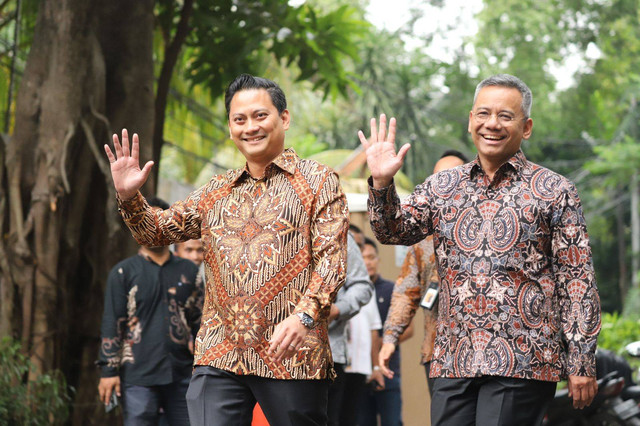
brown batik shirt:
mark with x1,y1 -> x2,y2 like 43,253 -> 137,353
368,150 -> 601,381
383,237 -> 439,364
118,148 -> 348,380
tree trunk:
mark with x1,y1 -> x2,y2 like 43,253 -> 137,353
0,0 -> 155,423
616,186 -> 628,302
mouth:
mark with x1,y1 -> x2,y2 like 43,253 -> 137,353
243,135 -> 266,143
480,134 -> 505,143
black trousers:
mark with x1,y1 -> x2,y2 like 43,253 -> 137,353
186,366 -> 330,426
340,373 -> 367,425
430,376 -> 556,426
327,363 -> 346,426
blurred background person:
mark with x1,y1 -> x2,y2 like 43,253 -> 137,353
358,237 -> 413,426
98,197 -> 202,426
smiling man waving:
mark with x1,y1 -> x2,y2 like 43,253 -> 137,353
359,74 -> 601,426
104,74 -> 348,426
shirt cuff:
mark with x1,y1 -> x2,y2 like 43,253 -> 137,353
294,297 -> 321,324
566,349 -> 597,377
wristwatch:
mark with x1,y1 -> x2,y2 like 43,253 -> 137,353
296,312 -> 315,329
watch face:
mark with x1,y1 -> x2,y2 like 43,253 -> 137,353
297,312 -> 313,328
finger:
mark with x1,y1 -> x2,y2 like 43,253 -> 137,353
358,130 -> 370,150
574,387 -> 585,409
104,145 -> 116,163
377,114 -> 387,143
131,133 -> 139,161
380,365 -> 394,379
112,133 -> 123,158
388,117 -> 397,145
122,129 -> 130,158
397,143 -> 411,162
104,388 -> 112,405
369,118 -> 378,143
115,381 -> 121,397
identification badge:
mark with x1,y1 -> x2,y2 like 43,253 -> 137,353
420,281 -> 439,310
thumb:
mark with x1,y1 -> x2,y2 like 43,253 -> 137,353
397,143 -> 411,162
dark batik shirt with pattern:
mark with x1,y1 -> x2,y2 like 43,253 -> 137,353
383,237 -> 439,364
118,149 -> 348,380
368,150 -> 600,381
99,253 -> 203,386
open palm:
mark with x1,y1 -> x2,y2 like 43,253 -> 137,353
358,114 -> 410,188
104,129 -> 154,200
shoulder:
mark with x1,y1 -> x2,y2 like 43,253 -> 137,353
423,164 -> 467,197
170,256 -> 199,275
296,159 -> 338,181
524,161 -> 577,200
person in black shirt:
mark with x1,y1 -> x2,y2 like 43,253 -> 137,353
98,197 -> 203,426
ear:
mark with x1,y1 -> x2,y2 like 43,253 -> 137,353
467,110 -> 473,133
281,109 -> 291,130
522,117 -> 533,140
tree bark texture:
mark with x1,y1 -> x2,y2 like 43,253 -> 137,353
0,0 -> 155,423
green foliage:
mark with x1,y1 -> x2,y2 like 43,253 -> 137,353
598,312 -> 640,355
0,338 -> 73,425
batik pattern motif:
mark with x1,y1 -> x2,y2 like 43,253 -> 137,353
119,149 -> 348,380
368,150 -> 600,381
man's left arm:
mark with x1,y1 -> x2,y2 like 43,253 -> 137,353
553,183 -> 601,409
269,171 -> 348,362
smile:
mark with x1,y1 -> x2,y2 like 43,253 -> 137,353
243,135 -> 266,143
481,134 -> 505,142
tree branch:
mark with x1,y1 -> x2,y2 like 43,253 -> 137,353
152,0 -> 194,187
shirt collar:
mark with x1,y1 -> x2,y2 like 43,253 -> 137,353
469,149 -> 529,178
227,148 -> 300,185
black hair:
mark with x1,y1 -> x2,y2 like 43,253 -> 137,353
147,196 -> 170,210
363,236 -> 378,253
348,224 -> 363,235
224,74 -> 287,117
440,149 -> 469,163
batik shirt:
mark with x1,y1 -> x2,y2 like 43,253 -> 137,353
99,253 -> 202,385
368,150 -> 600,381
118,148 -> 348,380
383,237 -> 439,364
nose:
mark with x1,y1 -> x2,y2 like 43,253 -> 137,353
245,118 -> 260,133
484,113 -> 502,128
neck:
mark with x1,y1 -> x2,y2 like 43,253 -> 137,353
139,246 -> 171,265
478,154 -> 512,181
371,273 -> 380,282
246,149 -> 285,179
247,162 -> 268,179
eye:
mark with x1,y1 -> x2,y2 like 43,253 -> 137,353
233,117 -> 245,124
476,111 -> 489,118
499,113 -> 514,122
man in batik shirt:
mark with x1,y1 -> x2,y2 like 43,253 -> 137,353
359,74 -> 601,425
378,151 -> 467,396
104,74 -> 349,425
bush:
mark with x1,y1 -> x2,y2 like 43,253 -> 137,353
597,312 -> 640,354
0,337 -> 73,425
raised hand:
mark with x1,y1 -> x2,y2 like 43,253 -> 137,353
104,129 -> 154,201
358,114 -> 410,189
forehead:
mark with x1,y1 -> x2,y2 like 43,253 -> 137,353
229,88 -> 275,114
473,86 -> 522,111
362,244 -> 378,256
